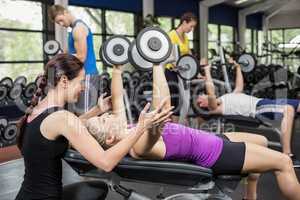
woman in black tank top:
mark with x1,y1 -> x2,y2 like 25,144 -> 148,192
15,54 -> 171,200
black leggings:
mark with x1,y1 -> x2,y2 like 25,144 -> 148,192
212,134 -> 246,175
63,180 -> 108,200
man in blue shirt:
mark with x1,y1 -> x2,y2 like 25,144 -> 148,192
49,5 -> 99,114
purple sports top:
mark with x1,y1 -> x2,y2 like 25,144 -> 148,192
129,122 -> 224,168
161,122 -> 223,168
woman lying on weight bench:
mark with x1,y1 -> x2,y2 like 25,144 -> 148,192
86,63 -> 300,200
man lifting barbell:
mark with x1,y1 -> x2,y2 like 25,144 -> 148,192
197,57 -> 300,167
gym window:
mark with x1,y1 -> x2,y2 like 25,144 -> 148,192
208,24 -> 235,57
68,6 -> 135,73
220,25 -> 234,52
0,0 -> 44,81
105,11 -> 135,36
208,24 -> 218,53
158,17 -> 172,33
244,29 -> 264,55
269,28 -> 300,69
174,19 -> 180,28
68,6 -> 103,34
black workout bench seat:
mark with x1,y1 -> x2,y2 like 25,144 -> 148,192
64,149 -> 246,200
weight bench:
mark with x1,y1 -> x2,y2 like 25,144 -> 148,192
64,149 -> 246,200
189,111 -> 282,150
223,115 -> 282,149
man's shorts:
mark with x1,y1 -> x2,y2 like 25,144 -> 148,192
256,98 -> 300,120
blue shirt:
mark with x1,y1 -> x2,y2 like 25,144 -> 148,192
68,19 -> 98,75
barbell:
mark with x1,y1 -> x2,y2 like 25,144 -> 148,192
100,36 -> 130,66
237,53 -> 256,73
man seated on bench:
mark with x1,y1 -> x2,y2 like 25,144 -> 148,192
197,58 -> 300,166
86,63 -> 300,200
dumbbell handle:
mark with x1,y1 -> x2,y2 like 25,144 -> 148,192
177,64 -> 191,71
238,60 -> 249,66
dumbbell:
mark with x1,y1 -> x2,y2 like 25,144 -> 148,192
16,82 -> 38,108
0,118 -> 8,136
100,27 -> 174,68
0,77 -> 13,101
9,76 -> 37,107
0,76 -> 26,104
9,76 -> 27,100
1,123 -> 18,145
100,36 -> 131,67
130,71 -> 142,89
101,27 -> 198,81
100,46 -> 112,67
122,71 -> 132,86
129,26 -> 172,66
14,76 -> 27,86
44,40 -> 62,56
0,118 -> 17,147
128,40 -> 153,71
0,84 -> 8,105
130,28 -> 199,80
101,27 -> 172,68
23,82 -> 37,99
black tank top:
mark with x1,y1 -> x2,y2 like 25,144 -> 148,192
15,107 -> 68,200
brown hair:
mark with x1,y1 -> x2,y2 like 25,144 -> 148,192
179,12 -> 197,25
16,54 -> 84,149
48,5 -> 67,22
